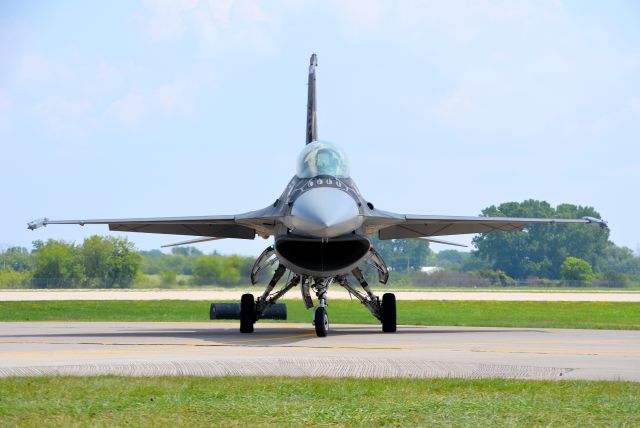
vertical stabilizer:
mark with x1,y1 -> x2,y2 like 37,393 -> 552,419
306,53 -> 318,144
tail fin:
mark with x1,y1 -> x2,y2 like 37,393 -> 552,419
306,53 -> 318,144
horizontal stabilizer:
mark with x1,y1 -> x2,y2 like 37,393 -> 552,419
413,237 -> 468,248
161,236 -> 223,248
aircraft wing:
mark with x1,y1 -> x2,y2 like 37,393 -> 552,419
368,213 -> 607,240
27,206 -> 283,239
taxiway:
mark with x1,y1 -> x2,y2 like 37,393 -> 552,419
1,322 -> 638,381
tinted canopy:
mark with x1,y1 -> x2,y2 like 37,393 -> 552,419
296,141 -> 350,178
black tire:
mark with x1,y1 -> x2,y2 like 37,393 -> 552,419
240,293 -> 255,333
381,293 -> 396,333
314,306 -> 329,337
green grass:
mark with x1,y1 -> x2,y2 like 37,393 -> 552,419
1,300 -> 639,330
1,376 -> 639,427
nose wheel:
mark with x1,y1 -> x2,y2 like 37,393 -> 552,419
314,306 -> 329,337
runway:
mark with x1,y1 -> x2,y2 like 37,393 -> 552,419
1,322 -> 638,381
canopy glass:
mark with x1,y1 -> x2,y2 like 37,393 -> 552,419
296,141 -> 350,178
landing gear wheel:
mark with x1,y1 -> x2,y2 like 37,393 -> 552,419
314,306 -> 329,337
240,293 -> 255,333
381,293 -> 396,333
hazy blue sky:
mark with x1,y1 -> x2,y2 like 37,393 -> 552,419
2,0 -> 639,256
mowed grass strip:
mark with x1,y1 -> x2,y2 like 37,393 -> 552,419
1,376 -> 639,427
1,300 -> 639,329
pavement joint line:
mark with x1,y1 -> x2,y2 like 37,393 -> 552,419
2,338 -> 639,347
0,345 -> 408,358
3,337 -> 638,353
402,339 -> 640,347
7,321 -> 640,332
469,349 -> 640,354
0,342 -> 409,352
221,332 -> 316,343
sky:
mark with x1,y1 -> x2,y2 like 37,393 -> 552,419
1,0 -> 639,256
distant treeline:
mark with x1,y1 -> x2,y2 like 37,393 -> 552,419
1,200 -> 638,288
0,237 -> 256,288
140,247 -> 256,286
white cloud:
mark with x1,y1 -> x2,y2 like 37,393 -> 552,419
108,91 -> 149,128
138,0 -> 277,55
325,1 -> 636,153
31,96 -> 90,137
435,91 -> 475,124
17,53 -> 54,82
331,0 -> 567,40
96,61 -> 124,82
0,91 -> 10,111
139,0 -> 200,41
0,90 -> 11,134
155,80 -> 187,114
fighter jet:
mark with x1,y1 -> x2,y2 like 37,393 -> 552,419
29,54 -> 607,337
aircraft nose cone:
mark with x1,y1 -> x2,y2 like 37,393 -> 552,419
288,187 -> 362,238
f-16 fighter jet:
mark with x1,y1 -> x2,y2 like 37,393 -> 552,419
29,54 -> 607,337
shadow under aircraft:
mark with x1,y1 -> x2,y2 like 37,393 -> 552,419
29,54 -> 607,337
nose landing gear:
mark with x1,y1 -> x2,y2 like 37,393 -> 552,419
310,279 -> 331,337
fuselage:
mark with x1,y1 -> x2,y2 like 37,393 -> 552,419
273,141 -> 372,277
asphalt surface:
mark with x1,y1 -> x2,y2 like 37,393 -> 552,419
1,322 -> 638,381
2,290 -> 640,301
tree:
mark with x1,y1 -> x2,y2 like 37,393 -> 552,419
139,249 -> 200,276
1,247 -> 33,272
473,200 -> 609,279
171,247 -> 202,256
369,236 -> 431,272
560,257 -> 593,282
425,249 -> 493,273
192,254 -> 249,286
434,250 -> 467,267
140,249 -> 165,275
32,240 -> 84,288
80,236 -> 140,288
600,244 -> 640,282
159,270 -> 177,286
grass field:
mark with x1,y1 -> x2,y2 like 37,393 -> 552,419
1,300 -> 639,330
1,376 -> 639,426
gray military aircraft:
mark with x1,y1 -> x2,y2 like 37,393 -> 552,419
29,54 -> 607,337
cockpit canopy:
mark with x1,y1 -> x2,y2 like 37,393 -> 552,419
296,141 -> 350,178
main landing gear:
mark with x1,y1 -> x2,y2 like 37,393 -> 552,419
209,246 -> 397,337
337,268 -> 397,333
381,292 -> 397,333
240,293 -> 255,334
